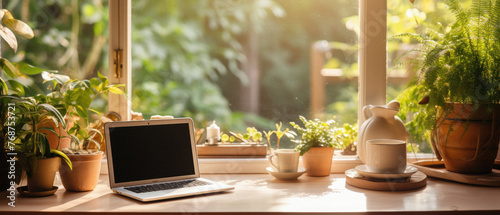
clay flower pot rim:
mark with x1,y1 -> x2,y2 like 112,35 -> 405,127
441,102 -> 500,121
367,139 -> 406,145
64,151 -> 104,161
305,146 -> 334,150
65,151 -> 104,155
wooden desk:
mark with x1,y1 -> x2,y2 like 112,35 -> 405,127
1,174 -> 500,214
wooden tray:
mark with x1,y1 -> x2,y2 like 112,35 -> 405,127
411,160 -> 500,187
196,144 -> 267,158
345,169 -> 427,191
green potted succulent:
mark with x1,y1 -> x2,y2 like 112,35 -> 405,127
396,0 -> 500,174
290,116 -> 341,176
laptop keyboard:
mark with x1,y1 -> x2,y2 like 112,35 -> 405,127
125,179 -> 211,193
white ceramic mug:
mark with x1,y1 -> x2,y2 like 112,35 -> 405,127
366,139 -> 407,174
268,149 -> 300,172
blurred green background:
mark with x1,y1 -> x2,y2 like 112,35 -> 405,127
3,0 -> 460,151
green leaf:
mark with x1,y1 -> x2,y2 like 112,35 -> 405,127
40,103 -> 66,128
6,79 -> 26,96
75,105 -> 89,120
38,126 -> 58,136
97,71 -> 107,82
108,86 -> 124,95
16,62 -> 56,75
89,77 -> 101,88
88,108 -> 101,119
77,129 -> 89,139
0,78 -> 7,94
51,149 -> 72,170
68,126 -> 79,135
83,80 -> 92,89
0,58 -> 18,78
38,132 -> 51,158
75,90 -> 92,110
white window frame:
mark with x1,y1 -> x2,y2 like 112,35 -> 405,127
108,0 -> 132,121
107,0 -> 389,173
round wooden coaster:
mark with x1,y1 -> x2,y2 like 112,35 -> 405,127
345,169 -> 427,191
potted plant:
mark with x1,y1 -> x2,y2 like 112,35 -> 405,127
4,95 -> 72,192
290,116 -> 340,176
43,73 -> 124,191
263,122 -> 296,153
0,9 -> 73,193
396,0 -> 500,174
335,123 -> 358,155
0,8 -> 34,191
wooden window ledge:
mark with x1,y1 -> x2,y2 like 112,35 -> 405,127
1,173 -> 500,214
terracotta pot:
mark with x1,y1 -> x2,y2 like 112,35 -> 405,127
38,117 -> 73,150
302,147 -> 334,176
434,103 -> 500,174
59,152 -> 102,192
27,157 -> 61,192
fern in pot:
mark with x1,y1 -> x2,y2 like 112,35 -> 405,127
396,0 -> 500,174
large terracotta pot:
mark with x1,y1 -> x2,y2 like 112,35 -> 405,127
434,103 -> 500,174
302,147 -> 334,176
27,157 -> 61,192
59,152 -> 102,191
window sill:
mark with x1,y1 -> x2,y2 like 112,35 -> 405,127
100,153 -> 435,175
5,172 -> 500,214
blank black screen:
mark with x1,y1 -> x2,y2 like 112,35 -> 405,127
109,123 -> 195,183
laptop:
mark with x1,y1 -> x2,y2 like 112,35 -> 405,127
104,118 -> 234,202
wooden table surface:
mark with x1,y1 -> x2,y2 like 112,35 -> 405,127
1,173 -> 500,215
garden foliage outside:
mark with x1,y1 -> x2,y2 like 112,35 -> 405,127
2,0 -> 463,151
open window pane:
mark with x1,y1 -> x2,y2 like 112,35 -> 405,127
131,0 -> 359,149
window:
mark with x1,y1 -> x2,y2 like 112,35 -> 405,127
109,0 -> 441,157
110,0 -> 369,150
3,0 -> 436,155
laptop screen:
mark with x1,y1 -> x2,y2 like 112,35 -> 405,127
108,122 -> 196,184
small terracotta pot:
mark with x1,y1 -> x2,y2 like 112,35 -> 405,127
59,152 -> 102,192
302,147 -> 334,176
27,157 -> 61,192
